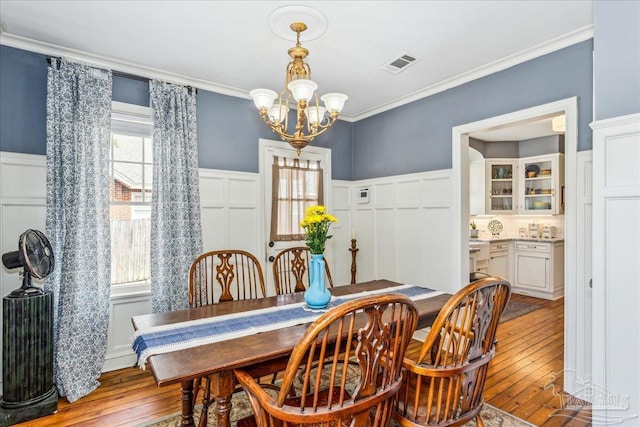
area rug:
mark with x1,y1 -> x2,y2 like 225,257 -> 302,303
499,300 -> 542,323
141,394 -> 534,427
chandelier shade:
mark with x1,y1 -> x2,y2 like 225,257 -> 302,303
249,89 -> 278,110
307,106 -> 326,125
268,105 -> 289,123
321,93 -> 348,114
287,79 -> 318,102
250,21 -> 347,154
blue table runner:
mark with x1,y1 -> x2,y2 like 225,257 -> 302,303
133,284 -> 442,368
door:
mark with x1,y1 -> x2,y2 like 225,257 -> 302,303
515,251 -> 549,291
259,139 -> 332,296
488,250 -> 509,280
485,159 -> 517,214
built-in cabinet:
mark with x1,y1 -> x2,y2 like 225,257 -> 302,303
471,244 -> 489,274
488,241 -> 511,281
484,153 -> 564,215
485,160 -> 517,213
520,153 -> 565,215
513,240 -> 564,299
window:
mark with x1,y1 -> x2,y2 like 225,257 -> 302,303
109,102 -> 153,286
270,156 -> 324,241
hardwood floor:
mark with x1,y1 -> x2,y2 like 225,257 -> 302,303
14,293 -> 591,426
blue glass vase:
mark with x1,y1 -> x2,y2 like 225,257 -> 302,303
304,254 -> 332,309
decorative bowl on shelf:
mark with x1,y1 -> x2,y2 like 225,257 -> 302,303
487,219 -> 503,236
525,164 -> 540,178
539,169 -> 552,176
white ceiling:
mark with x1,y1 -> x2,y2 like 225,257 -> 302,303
0,1 -> 593,121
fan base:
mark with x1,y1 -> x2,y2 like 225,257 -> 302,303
0,387 -> 57,426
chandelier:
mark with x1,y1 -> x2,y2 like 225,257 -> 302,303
249,22 -> 348,154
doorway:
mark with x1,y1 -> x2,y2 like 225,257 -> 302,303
259,138 -> 332,296
451,97 -> 590,396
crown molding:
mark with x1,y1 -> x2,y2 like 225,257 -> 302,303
590,113 -> 640,130
0,33 -> 252,100
348,25 -> 594,122
1,25 -> 593,123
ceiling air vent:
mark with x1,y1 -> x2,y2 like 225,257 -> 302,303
379,53 -> 418,75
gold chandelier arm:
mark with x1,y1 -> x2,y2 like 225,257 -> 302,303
260,111 -> 337,143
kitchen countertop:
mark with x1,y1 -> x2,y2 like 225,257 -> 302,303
470,236 -> 565,243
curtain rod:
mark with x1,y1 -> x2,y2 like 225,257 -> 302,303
45,56 -> 197,94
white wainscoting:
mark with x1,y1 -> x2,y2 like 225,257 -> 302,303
592,115 -> 640,425
350,170 -> 454,294
0,152 -> 456,374
329,180 -> 356,288
0,153 -> 48,383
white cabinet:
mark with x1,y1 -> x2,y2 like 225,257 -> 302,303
513,241 -> 564,299
483,154 -> 565,215
519,153 -> 565,215
485,159 -> 518,214
470,243 -> 489,274
488,241 -> 511,281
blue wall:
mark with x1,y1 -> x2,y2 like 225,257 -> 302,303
0,46 -> 48,155
0,45 -> 354,179
594,0 -> 640,120
1,40 -> 594,181
352,40 -> 593,180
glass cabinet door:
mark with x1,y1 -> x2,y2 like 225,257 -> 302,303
485,160 -> 517,213
519,153 -> 564,214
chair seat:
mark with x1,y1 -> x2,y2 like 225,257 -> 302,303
394,379 -> 483,426
237,387 -> 352,427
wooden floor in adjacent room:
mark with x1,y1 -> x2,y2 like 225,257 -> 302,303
15,293 -> 591,427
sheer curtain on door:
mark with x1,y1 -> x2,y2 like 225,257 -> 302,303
270,156 -> 324,242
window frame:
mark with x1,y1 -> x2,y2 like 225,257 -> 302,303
109,101 -> 154,297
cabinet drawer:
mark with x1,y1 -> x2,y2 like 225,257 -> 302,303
490,242 -> 509,251
514,242 -> 551,252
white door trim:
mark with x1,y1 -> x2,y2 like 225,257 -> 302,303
451,97 -> 581,393
258,139 -> 332,295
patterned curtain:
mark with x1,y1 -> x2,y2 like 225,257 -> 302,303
150,80 -> 203,313
45,59 -> 112,402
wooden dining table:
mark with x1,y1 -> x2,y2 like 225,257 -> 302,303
131,279 -> 452,427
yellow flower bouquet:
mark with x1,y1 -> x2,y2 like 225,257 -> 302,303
300,205 -> 338,254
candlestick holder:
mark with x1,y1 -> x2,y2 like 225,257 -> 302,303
349,238 -> 359,284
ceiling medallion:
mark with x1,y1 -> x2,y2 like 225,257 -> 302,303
268,5 -> 328,41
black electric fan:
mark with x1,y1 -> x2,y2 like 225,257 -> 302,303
0,229 -> 57,426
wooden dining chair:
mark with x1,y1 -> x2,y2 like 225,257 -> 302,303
392,277 -> 511,427
235,293 -> 419,427
272,246 -> 334,295
189,249 -> 266,306
188,249 -> 267,427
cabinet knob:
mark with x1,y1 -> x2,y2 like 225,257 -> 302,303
268,255 -> 275,262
